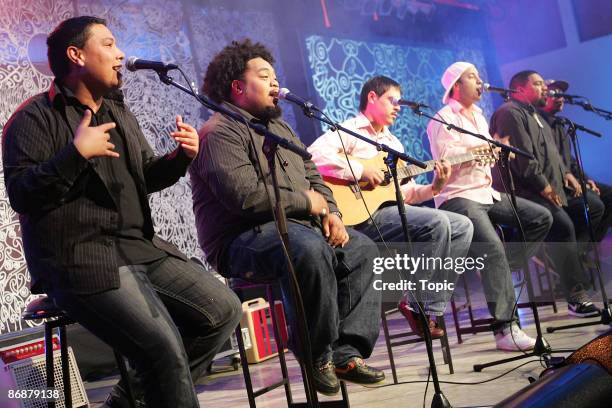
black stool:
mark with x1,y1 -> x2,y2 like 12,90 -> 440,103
230,278 -> 350,407
381,305 -> 454,384
22,296 -> 136,408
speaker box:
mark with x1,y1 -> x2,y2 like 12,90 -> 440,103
0,347 -> 88,408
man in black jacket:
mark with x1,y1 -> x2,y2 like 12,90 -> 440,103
490,70 -> 599,318
2,16 -> 241,408
190,39 -> 383,396
539,79 -> 611,243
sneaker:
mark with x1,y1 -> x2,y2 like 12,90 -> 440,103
397,301 -> 445,339
335,357 -> 385,384
313,360 -> 340,395
494,324 -> 537,352
568,301 -> 600,318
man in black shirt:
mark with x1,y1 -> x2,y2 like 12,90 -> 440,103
540,79 -> 611,243
2,16 -> 241,408
190,39 -> 384,395
490,70 -> 599,318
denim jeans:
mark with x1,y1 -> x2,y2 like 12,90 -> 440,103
440,193 -> 552,330
354,204 -> 474,316
49,256 -> 242,408
528,195 -> 593,296
223,220 -> 380,366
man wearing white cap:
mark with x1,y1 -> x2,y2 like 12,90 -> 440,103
427,62 -> 553,351
309,75 -> 474,340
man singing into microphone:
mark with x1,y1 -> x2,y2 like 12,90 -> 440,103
308,75 -> 474,340
2,16 -> 241,408
190,39 -> 384,395
427,62 -> 552,351
539,80 -> 611,244
490,70 -> 599,318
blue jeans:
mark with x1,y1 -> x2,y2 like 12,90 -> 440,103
50,256 -> 242,408
440,193 -> 552,330
223,221 -> 380,366
355,205 -> 474,316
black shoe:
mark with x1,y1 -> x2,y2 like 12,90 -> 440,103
335,357 -> 385,384
313,360 -> 340,395
568,301 -> 600,318
103,385 -> 145,408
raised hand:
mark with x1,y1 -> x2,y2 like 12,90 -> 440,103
73,110 -> 119,160
171,115 -> 199,159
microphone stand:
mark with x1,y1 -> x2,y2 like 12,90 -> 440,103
290,101 -> 454,408
563,98 -> 612,121
546,118 -> 611,333
410,107 -> 574,372
155,71 -> 321,406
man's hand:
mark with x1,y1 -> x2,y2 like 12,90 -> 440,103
360,165 -> 385,190
587,179 -> 601,195
321,213 -> 349,248
73,110 -> 119,160
540,184 -> 563,207
431,159 -> 451,196
305,189 -> 329,217
564,172 -> 582,197
171,115 -> 199,159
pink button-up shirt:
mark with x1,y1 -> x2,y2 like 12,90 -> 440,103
308,113 -> 434,205
426,99 -> 501,207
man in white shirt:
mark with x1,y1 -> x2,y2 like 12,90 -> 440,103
309,76 -> 473,339
427,62 -> 553,351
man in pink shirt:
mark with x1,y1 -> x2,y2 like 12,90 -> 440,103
427,62 -> 552,351
309,76 -> 473,339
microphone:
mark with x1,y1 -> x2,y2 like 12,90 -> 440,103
278,88 -> 318,111
546,89 -> 582,99
126,57 -> 178,72
483,83 -> 517,94
391,97 -> 430,110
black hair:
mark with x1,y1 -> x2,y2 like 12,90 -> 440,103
359,75 -> 401,112
47,16 -> 106,81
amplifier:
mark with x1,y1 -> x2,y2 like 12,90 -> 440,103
240,298 -> 289,364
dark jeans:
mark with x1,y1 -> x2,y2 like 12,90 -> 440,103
440,193 -> 552,330
526,195 -> 592,296
354,205 -> 474,316
566,183 -> 612,243
223,221 -> 380,366
49,256 -> 242,408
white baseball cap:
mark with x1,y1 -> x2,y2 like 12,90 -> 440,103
441,61 -> 476,104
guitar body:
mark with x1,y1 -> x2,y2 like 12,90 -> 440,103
324,148 -> 495,226
324,155 -> 403,226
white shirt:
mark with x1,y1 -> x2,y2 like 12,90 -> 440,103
426,98 -> 501,207
308,113 -> 434,205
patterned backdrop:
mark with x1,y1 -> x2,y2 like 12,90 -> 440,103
305,34 -> 494,184
0,0 -> 293,334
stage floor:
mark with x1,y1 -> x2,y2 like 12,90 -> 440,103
85,293 -> 611,407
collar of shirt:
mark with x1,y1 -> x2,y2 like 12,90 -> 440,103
48,80 -> 125,111
352,112 -> 396,143
447,98 -> 482,115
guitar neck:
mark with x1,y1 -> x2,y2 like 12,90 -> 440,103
398,152 -> 474,179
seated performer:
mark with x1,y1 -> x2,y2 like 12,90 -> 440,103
539,79 -> 611,244
189,39 -> 385,396
490,70 -> 599,318
427,62 -> 553,351
308,75 -> 474,340
2,16 -> 242,408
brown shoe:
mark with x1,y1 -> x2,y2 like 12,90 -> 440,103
397,301 -> 445,339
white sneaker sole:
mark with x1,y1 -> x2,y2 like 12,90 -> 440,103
567,309 -> 600,318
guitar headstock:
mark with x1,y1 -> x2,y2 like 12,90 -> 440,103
470,146 -> 497,166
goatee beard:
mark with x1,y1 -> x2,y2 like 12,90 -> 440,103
256,105 -> 282,122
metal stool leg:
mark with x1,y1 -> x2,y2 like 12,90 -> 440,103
45,322 -> 55,408
381,309 -> 398,384
114,351 -> 137,408
58,323 -> 71,408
